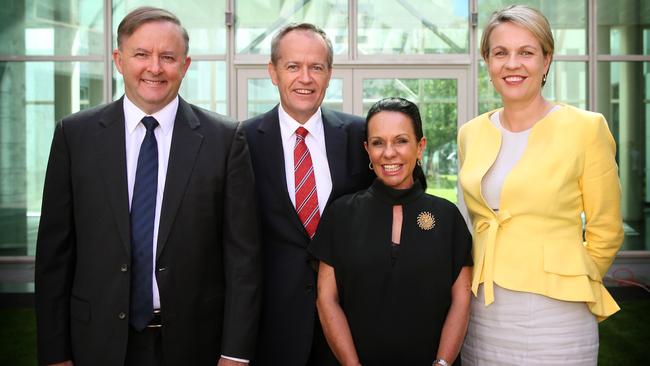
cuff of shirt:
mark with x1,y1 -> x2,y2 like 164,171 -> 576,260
221,355 -> 250,363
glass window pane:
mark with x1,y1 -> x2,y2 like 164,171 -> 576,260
246,78 -> 343,119
597,0 -> 650,55
235,0 -> 348,56
0,0 -> 104,56
113,61 -> 227,114
362,78 -> 459,203
112,1 -> 226,55
358,0 -> 469,55
597,61 -> 649,250
0,61 -> 104,256
477,60 -> 587,114
478,0 -> 587,55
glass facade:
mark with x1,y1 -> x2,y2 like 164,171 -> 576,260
0,0 -> 649,271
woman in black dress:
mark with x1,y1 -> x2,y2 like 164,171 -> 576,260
309,97 -> 472,366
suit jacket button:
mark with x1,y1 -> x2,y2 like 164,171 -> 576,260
305,284 -> 313,293
120,264 -> 128,272
118,312 -> 126,320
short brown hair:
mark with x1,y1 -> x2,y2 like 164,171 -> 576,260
117,6 -> 189,55
270,23 -> 333,68
480,5 -> 554,62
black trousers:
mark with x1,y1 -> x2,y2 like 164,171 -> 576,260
125,326 -> 162,366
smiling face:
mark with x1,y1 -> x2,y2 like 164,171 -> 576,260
268,30 -> 332,124
113,20 -> 191,114
365,111 -> 426,190
486,22 -> 551,105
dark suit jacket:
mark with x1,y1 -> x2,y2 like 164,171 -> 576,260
35,97 -> 262,366
242,106 -> 374,365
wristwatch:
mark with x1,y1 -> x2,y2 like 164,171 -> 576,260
433,358 -> 449,366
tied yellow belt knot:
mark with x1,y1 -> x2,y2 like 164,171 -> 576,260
472,210 -> 512,305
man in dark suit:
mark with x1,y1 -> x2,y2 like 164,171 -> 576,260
35,7 -> 261,366
242,24 -> 374,365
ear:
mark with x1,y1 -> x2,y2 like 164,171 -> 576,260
181,56 -> 192,77
112,49 -> 124,74
364,141 -> 369,155
544,53 -> 552,74
268,62 -> 279,86
417,137 -> 427,160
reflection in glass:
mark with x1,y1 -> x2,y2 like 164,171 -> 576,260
235,0 -> 348,55
597,0 -> 650,55
0,0 -> 104,56
597,62 -> 649,250
0,61 -> 104,256
478,61 -> 587,114
246,78 -> 343,119
478,0 -> 587,55
363,78 -> 458,202
112,0 -> 226,55
113,61 -> 227,115
358,0 -> 469,55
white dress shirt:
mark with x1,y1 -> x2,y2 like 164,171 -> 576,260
123,95 -> 177,310
278,104 -> 332,214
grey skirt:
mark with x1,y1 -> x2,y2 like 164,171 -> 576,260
461,284 -> 598,366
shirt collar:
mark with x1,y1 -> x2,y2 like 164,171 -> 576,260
123,95 -> 179,136
278,104 -> 324,143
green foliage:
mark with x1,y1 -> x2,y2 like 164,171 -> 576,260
0,308 -> 36,365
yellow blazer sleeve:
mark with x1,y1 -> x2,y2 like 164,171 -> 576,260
580,115 -> 624,277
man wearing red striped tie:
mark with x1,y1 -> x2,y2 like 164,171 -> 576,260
242,23 -> 374,366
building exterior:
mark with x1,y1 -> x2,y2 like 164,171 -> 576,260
0,0 -> 648,291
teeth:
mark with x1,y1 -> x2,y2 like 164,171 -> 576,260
383,164 -> 401,172
504,76 -> 524,82
143,80 -> 164,85
295,89 -> 313,94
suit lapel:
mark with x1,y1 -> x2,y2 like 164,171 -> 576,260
322,109 -> 348,205
156,98 -> 203,259
257,106 -> 307,236
96,98 -> 131,255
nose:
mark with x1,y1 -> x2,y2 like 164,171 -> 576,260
504,54 -> 520,69
147,57 -> 163,74
298,66 -> 311,83
383,143 -> 397,159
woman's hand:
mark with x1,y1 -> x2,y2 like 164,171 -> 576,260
316,261 -> 361,366
435,266 -> 472,364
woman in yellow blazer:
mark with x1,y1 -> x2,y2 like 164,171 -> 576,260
459,5 -> 623,365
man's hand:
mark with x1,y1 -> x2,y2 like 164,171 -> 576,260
217,357 -> 247,366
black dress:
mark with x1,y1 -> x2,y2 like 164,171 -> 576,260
308,179 -> 472,366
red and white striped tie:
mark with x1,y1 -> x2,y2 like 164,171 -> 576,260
294,127 -> 320,238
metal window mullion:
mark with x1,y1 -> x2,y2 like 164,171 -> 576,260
349,0 -> 358,62
228,0 -> 236,117
589,0 -> 597,111
104,0 -> 113,103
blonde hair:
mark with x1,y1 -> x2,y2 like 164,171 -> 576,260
480,5 -> 554,67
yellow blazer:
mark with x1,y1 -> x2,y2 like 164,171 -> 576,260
458,104 -> 624,321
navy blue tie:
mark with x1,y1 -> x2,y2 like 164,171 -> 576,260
129,116 -> 158,331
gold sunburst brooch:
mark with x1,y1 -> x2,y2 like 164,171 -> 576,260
417,211 -> 435,230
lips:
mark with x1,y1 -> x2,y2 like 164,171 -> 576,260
142,79 -> 166,86
503,75 -> 525,83
294,88 -> 314,95
382,164 -> 402,173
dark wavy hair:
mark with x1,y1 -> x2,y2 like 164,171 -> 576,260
365,97 -> 427,189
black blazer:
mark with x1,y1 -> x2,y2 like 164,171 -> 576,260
35,97 -> 262,366
242,106 -> 374,365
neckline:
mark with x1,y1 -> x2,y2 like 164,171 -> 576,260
490,104 -> 563,133
368,178 -> 424,205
